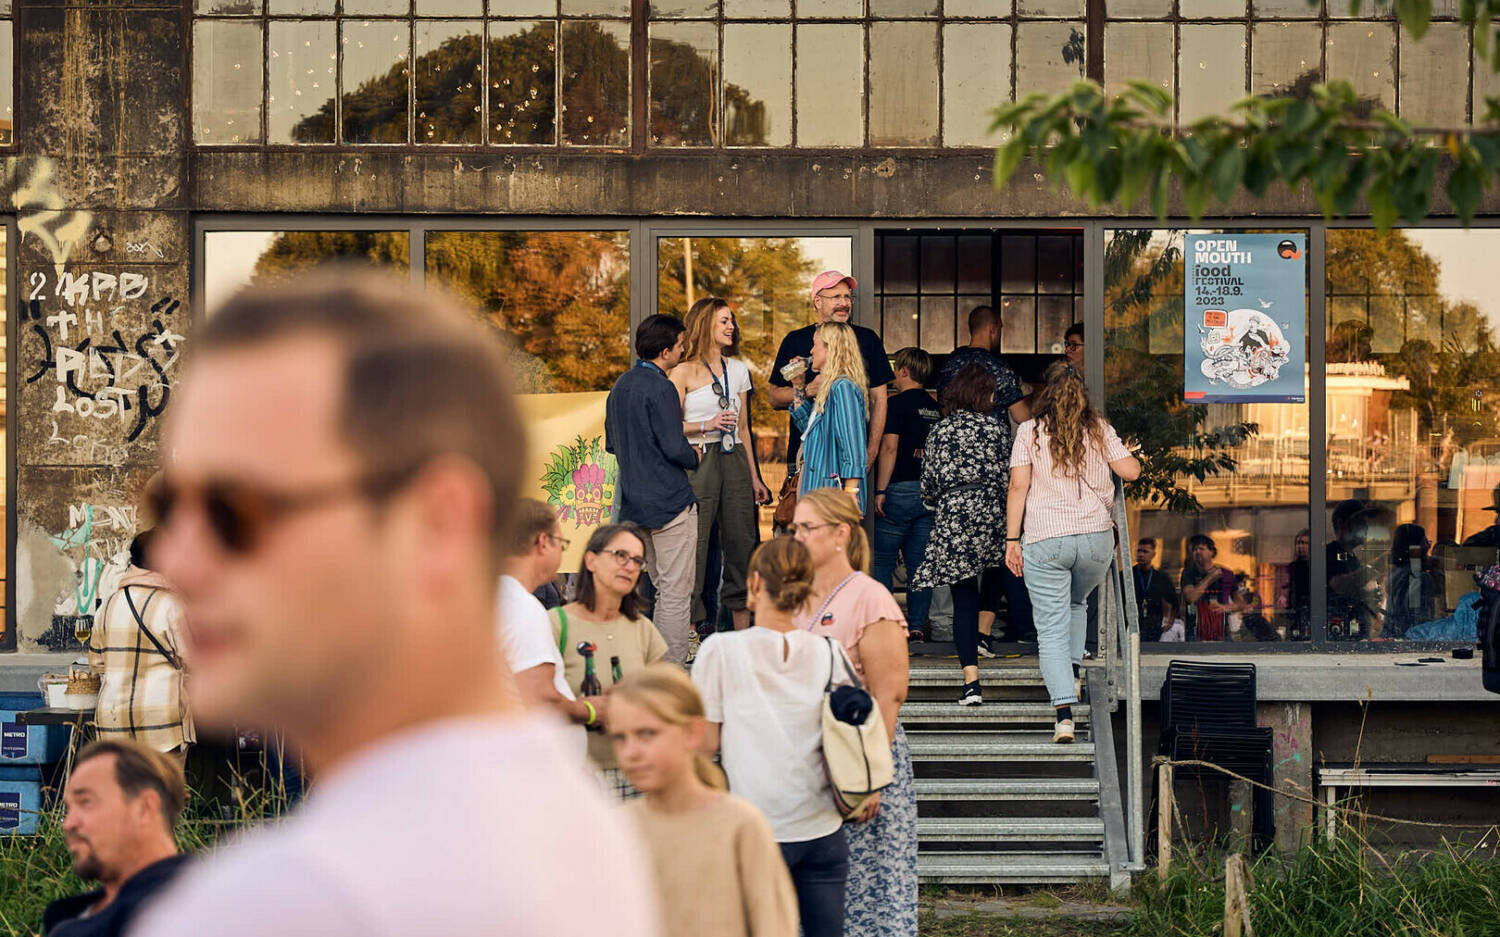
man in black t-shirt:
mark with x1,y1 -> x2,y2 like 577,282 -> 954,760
1131,538 -> 1178,643
873,348 -> 941,638
769,271 -> 895,470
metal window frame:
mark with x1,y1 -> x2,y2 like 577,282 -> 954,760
3,215 -> 14,651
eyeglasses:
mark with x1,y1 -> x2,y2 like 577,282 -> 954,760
1064,341 -> 1084,351
791,521 -> 838,536
545,533 -> 572,550
147,464 -> 419,555
598,548 -> 646,570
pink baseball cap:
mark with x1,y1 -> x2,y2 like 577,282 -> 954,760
810,270 -> 857,300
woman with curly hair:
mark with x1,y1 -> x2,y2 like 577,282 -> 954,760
789,321 -> 870,514
1004,361 -> 1140,743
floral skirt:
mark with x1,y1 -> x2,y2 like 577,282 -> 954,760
843,724 -> 918,937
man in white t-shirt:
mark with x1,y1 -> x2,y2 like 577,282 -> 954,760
135,273 -> 656,937
499,498 -> 598,749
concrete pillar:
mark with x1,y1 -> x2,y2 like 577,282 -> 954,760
1260,700 -> 1314,852
8,1 -> 189,650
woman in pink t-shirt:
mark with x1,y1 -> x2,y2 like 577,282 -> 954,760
791,488 -> 916,937
1005,362 -> 1140,744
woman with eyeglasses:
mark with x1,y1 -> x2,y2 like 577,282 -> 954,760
551,523 -> 671,798
671,297 -> 772,635
790,322 -> 870,515
791,488 -> 916,937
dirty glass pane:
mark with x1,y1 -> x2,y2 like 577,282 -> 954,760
1105,0 -> 1170,16
1038,294 -> 1073,349
196,0 -> 260,13
562,19 -> 631,145
202,230 -> 410,313
871,0 -> 939,15
193,20 -> 264,144
650,22 -> 717,146
1104,22 -> 1173,98
341,20 -> 411,143
883,297 -> 919,355
561,0 -> 630,14
414,20 -> 482,143
999,295 -> 1035,354
1000,235 -> 1035,293
1328,0 -> 1392,16
945,0 -> 1011,13
268,21 -> 336,143
957,236 -> 990,293
1251,21 -> 1321,95
725,0 -> 789,14
1253,0 -> 1322,16
796,23 -> 864,146
345,0 -> 410,13
1037,234 -> 1073,294
1189,0 -> 1246,16
651,0 -> 717,15
957,296 -> 990,344
799,0 -> 862,16
490,0 -> 557,12
921,296 -> 957,355
1017,0 -> 1085,14
1016,22 -> 1086,99
1179,24 -> 1247,124
724,24 -> 792,147
1325,21 -> 1394,110
884,235 -> 918,293
920,236 -> 955,292
418,0 -> 484,14
943,23 -> 1012,147
428,230 -> 631,393
0,20 -> 11,145
1399,22 -> 1468,125
1475,50 -> 1500,124
489,20 -> 557,144
869,21 -> 939,146
269,0 -> 334,13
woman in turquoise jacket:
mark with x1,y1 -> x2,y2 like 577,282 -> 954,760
790,321 -> 871,514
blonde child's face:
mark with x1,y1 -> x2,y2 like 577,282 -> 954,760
609,697 -> 698,795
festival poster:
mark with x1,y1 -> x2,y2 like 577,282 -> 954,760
1183,233 -> 1307,404
517,392 -> 618,570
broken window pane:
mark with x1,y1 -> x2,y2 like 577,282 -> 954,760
1178,24 -> 1246,123
345,0 -> 409,13
561,0 -> 630,14
489,20 -> 557,144
1018,0 -> 1085,15
870,20 -> 939,146
921,296 -> 957,355
415,20 -> 482,143
650,22 -> 717,146
945,0 -> 1010,13
1016,22 -> 1086,99
1399,22 -> 1468,125
194,19 -> 264,144
796,23 -> 864,146
1105,0 -> 1170,16
799,0 -> 862,17
1252,0 -> 1323,16
725,0 -> 790,15
651,0 -> 717,15
724,23 -> 792,146
870,0 -> 939,15
943,22 -> 1012,146
417,0 -> 484,14
0,20 -> 11,145
341,20 -> 411,143
1251,21 -> 1321,95
1325,21 -> 1394,110
562,19 -> 630,145
269,20 -> 336,143
1104,22 -> 1173,98
269,0 -> 335,13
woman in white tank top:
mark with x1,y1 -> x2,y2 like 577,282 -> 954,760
671,298 -> 772,634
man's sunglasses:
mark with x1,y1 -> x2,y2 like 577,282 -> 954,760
147,464 -> 418,555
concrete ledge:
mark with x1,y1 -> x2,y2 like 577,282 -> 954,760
0,653 -> 83,694
1141,653 -> 1499,703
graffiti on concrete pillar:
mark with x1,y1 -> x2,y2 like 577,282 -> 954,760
8,158 -> 94,277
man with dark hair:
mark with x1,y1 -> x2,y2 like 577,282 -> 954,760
1063,322 -> 1084,368
137,272 -> 654,937
43,740 -> 189,937
1131,538 -> 1178,643
498,498 -> 596,752
873,347 -> 940,640
768,271 -> 895,469
604,313 -> 700,664
1327,499 -> 1381,640
1180,534 -> 1234,641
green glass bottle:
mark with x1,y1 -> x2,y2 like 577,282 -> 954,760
610,655 -> 623,684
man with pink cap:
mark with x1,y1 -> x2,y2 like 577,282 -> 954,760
768,271 -> 894,476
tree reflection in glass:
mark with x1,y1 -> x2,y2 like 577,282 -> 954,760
489,21 -> 557,144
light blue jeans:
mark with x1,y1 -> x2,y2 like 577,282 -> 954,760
1022,531 -> 1115,707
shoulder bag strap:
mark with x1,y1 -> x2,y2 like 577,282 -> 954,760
822,635 -> 866,691
125,587 -> 182,671
557,607 -> 569,656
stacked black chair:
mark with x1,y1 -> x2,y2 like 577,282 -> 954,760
1156,660 -> 1275,853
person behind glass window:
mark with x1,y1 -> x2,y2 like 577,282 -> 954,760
1289,528 -> 1311,637
911,364 -> 1005,706
1180,534 -> 1235,642
789,322 -> 870,514
1131,537 -> 1178,644
1327,499 -> 1381,640
872,348 -> 940,642
1384,523 -> 1439,639
672,297 -> 771,634
1462,483 -> 1500,547
1005,361 -> 1140,744
691,537 -> 850,937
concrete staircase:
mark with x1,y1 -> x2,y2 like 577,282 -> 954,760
904,660 -> 1127,888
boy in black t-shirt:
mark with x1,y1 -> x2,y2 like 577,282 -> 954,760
873,348 -> 942,639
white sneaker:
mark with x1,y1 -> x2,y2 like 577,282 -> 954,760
1053,719 -> 1076,744
976,636 -> 997,659
685,630 -> 701,665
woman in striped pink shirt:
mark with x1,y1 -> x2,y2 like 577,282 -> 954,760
1004,362 -> 1140,743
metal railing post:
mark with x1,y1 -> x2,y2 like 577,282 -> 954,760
1112,477 -> 1144,867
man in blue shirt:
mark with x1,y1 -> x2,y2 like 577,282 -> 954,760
605,314 -> 700,664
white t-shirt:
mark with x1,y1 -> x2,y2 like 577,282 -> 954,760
131,716 -> 658,937
683,357 -> 753,446
691,628 -> 845,844
497,575 -> 586,757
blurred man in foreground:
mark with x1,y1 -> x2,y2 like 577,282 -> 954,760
134,271 -> 655,937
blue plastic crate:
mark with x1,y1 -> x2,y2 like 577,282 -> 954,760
1,692 -> 71,765
0,764 -> 44,835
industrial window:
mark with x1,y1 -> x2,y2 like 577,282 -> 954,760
1,3 -> 13,145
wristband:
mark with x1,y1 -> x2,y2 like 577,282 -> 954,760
876,489 -> 887,495
1006,537 -> 1021,542
582,700 -> 598,726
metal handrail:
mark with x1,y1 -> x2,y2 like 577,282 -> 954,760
1106,476 -> 1144,867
